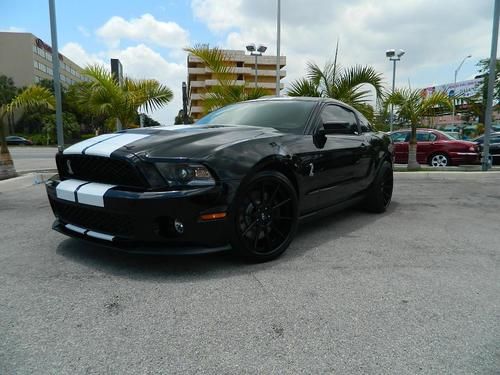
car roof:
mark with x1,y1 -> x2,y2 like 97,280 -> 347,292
244,96 -> 360,113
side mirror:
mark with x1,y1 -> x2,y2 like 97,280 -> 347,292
323,121 -> 358,135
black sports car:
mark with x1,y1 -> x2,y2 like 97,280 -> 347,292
46,97 -> 393,261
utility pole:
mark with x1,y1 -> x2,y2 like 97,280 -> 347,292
48,0 -> 64,151
482,0 -> 499,171
275,0 -> 281,96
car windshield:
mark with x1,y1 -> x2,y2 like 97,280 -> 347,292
195,100 -> 317,134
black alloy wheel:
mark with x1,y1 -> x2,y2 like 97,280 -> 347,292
231,171 -> 298,261
363,161 -> 393,213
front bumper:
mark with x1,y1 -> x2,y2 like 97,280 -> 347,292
46,176 -> 236,254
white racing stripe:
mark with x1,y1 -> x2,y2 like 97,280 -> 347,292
56,179 -> 116,207
86,231 -> 115,242
63,134 -> 119,155
56,179 -> 87,202
84,133 -> 150,157
77,182 -> 116,207
65,224 -> 87,234
64,224 -> 115,242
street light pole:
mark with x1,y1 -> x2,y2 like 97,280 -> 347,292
452,55 -> 472,126
246,44 -> 267,89
481,0 -> 499,171
276,0 -> 281,96
48,0 -> 64,151
386,49 -> 405,132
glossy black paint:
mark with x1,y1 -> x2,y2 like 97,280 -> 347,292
47,97 -> 393,253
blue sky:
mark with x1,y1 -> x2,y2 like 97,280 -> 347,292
1,0 -> 496,123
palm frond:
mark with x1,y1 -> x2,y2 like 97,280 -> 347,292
287,78 -> 320,97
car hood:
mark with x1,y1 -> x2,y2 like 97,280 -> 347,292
63,124 -> 285,160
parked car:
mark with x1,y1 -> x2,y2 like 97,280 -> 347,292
389,129 -> 479,167
46,97 -> 394,262
6,135 -> 33,145
472,132 -> 500,165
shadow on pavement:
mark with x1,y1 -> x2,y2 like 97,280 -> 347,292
56,203 -> 397,281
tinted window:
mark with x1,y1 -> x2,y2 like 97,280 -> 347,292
357,112 -> 373,133
416,132 -> 431,141
429,133 -> 437,141
196,100 -> 316,134
320,105 -> 359,134
391,132 -> 408,142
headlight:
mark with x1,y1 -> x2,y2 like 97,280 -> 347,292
154,163 -> 216,187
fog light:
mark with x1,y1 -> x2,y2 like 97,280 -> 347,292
174,219 -> 184,234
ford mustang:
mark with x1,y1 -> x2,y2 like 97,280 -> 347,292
46,97 -> 393,261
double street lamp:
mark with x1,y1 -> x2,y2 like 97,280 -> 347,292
246,43 -> 267,88
386,49 -> 405,132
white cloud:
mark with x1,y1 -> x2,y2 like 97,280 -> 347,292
60,42 -> 106,67
191,0 -> 495,94
0,26 -> 26,32
60,42 -> 185,124
77,26 -> 91,37
96,13 -> 189,49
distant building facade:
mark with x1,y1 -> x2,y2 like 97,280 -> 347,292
0,32 -> 87,88
187,49 -> 286,120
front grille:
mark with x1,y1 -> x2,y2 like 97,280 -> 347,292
51,199 -> 134,236
57,154 -> 148,188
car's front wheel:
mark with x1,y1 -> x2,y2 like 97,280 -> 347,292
429,153 -> 450,167
230,171 -> 298,262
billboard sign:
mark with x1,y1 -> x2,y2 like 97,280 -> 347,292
421,78 -> 482,99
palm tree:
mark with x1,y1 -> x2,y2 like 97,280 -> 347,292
0,86 -> 55,180
185,45 -> 268,114
74,65 -> 173,129
288,44 -> 383,121
385,88 -> 452,170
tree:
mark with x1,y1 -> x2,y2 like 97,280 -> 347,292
184,45 -> 268,114
385,89 -> 452,170
458,59 -> 500,124
287,43 -> 383,121
0,85 -> 55,179
73,65 -> 173,129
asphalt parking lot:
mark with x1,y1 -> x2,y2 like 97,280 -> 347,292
0,172 -> 499,374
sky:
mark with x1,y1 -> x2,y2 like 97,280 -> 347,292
1,0 -> 497,124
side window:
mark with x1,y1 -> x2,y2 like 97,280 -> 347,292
491,136 -> 500,143
320,105 -> 359,134
429,133 -> 438,141
416,132 -> 430,142
357,112 -> 373,133
390,132 -> 408,143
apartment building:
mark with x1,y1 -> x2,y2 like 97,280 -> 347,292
187,49 -> 286,120
0,32 -> 87,88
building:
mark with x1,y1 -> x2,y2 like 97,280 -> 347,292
420,78 -> 500,127
0,32 -> 87,88
187,49 -> 286,120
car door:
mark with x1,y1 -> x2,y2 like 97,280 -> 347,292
302,104 -> 367,209
390,131 -> 409,163
415,131 -> 436,164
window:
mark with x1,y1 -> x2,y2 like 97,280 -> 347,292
320,105 -> 359,134
429,133 -> 437,141
46,53 -> 52,62
39,63 -> 47,73
357,112 -> 373,133
47,67 -> 53,76
37,47 -> 44,56
71,68 -> 76,76
34,76 -> 41,83
390,132 -> 408,143
237,61 -> 243,67
33,60 -> 38,69
237,74 -> 243,80
32,45 -> 37,53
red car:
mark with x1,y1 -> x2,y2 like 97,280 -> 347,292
389,129 -> 479,167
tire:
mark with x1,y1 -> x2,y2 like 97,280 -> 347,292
429,153 -> 450,167
363,161 -> 393,213
230,171 -> 298,262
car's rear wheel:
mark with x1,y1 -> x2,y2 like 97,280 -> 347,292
230,171 -> 298,262
429,153 -> 450,167
363,161 -> 393,213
